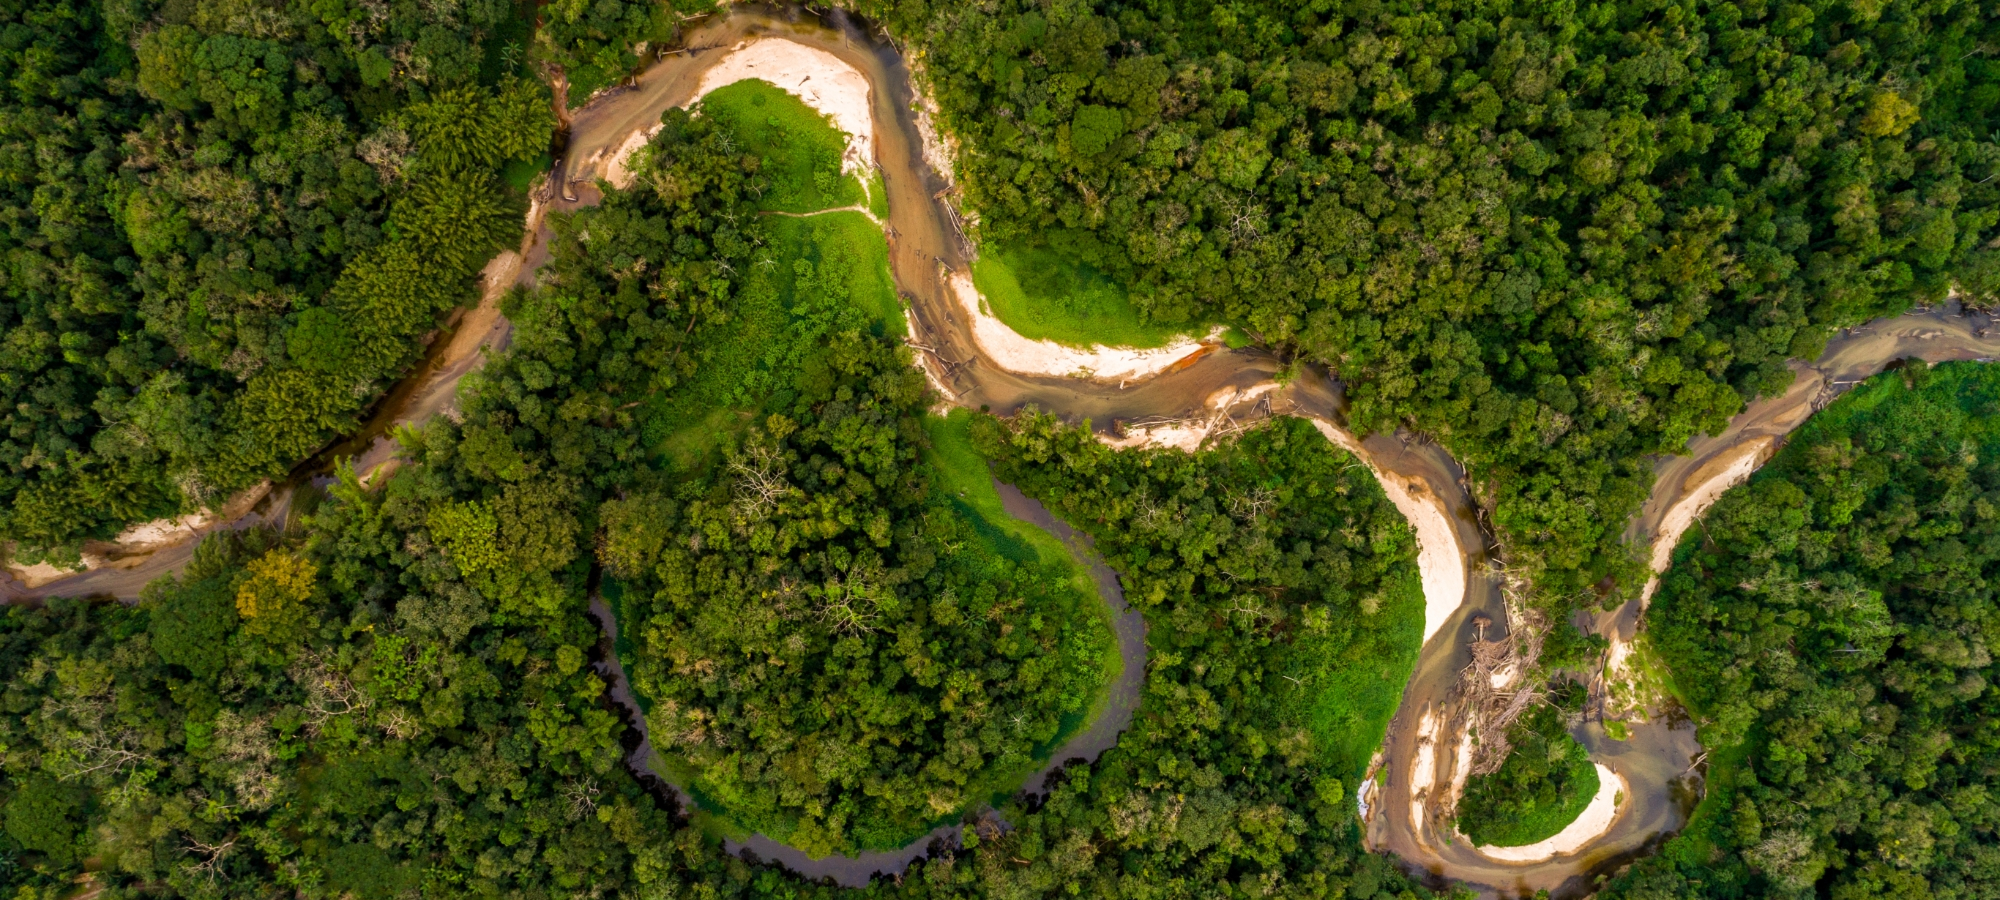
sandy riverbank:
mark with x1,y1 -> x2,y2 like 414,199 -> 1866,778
1472,764 -> 1628,863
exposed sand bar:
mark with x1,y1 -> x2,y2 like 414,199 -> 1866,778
603,38 -> 878,188
1473,764 -> 1627,863
948,272 -> 1216,382
1305,418 -> 1467,646
1640,436 -> 1776,602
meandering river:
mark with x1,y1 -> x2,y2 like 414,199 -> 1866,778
9,4 -> 2000,894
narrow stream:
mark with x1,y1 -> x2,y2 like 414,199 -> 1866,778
589,480 -> 1144,887
11,3 -> 2000,894
1368,299 -> 2000,899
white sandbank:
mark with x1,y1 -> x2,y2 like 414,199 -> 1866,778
1409,706 -> 1441,833
603,38 -> 878,189
113,512 -> 215,546
602,38 -> 1215,386
947,273 -> 1215,382
1093,384 -> 1279,452
1306,419 -> 1467,646
697,39 -> 874,175
1112,413 -> 1469,645
1473,764 -> 1626,863
1641,437 -> 1775,602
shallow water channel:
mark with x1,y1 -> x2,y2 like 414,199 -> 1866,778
589,480 -> 1144,887
12,2 -> 2000,893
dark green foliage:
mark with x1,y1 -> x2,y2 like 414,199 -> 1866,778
1456,683 -> 1598,847
857,0 -> 2000,608
540,0 -> 712,104
483,92 -> 1111,856
0,0 -> 554,558
699,79 -> 864,213
963,414 -> 1428,893
0,37 -> 1453,899
146,574 -> 237,680
3,778 -> 79,867
618,337 -> 1104,855
1607,361 -> 2000,899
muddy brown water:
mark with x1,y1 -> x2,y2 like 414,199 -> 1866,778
1368,301 -> 2000,898
11,2 -> 2000,891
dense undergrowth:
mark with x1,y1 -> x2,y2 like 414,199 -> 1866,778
0,58 -> 1445,900
1454,682 -> 1599,847
0,0 -> 553,560
858,0 -> 2000,609
14,0 -> 1999,897
1605,360 -> 2000,900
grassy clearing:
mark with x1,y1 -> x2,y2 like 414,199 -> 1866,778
621,85 -> 1116,853
1277,563 -> 1425,781
922,408 -> 1074,568
639,83 -> 897,471
865,169 -> 889,220
970,241 -> 1197,349
700,79 -> 865,213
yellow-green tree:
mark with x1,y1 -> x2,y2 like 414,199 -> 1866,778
235,550 -> 318,640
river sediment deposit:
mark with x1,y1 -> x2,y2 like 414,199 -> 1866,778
11,3 -> 2000,894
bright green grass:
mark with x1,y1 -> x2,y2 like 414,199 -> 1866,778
700,79 -> 866,213
623,79 -> 1117,851
921,409 -> 1124,742
865,170 -> 889,220
921,409 -> 1075,569
970,242 -> 1196,349
1268,461 -> 1426,782
639,81 -> 897,469
763,213 -> 902,335
908,408 -> 1119,836
500,151 -> 551,192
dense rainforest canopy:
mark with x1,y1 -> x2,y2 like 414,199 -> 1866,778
1454,680 -> 1599,847
0,0 -> 552,559
7,0 -> 2000,897
0,59 -> 1441,900
1608,361 -> 2000,900
858,0 -> 2000,602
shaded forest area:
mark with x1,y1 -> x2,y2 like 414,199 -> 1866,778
0,0 -> 551,561
10,0 -> 2000,898
0,63 -> 1445,900
570,86 -> 1116,855
1454,681 -> 1599,847
1617,360 -> 2000,900
858,0 -> 2000,605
